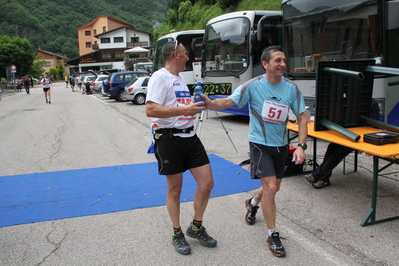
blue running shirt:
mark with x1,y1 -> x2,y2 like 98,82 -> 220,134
229,75 -> 306,147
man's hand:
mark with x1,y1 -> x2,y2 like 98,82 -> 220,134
184,101 -> 206,116
201,94 -> 213,109
201,94 -> 235,111
292,148 -> 306,165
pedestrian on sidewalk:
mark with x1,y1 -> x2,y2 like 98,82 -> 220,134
202,45 -> 308,257
146,41 -> 217,255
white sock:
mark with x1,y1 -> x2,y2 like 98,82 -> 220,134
251,198 -> 259,206
268,228 -> 278,236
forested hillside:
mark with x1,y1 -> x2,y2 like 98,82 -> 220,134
0,0 -> 167,59
0,0 -> 281,59
154,0 -> 281,41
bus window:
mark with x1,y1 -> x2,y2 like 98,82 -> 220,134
284,1 -> 379,76
203,17 -> 250,76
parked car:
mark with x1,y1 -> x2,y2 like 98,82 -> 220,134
124,77 -> 150,105
82,75 -> 96,84
76,75 -> 94,92
133,62 -> 153,74
98,69 -> 120,75
90,74 -> 109,93
104,71 -> 149,101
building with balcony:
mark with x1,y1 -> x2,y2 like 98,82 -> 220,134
36,47 -> 69,75
77,16 -> 133,56
67,17 -> 151,73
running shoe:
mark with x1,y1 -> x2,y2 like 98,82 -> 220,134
172,230 -> 191,255
244,198 -> 259,225
312,179 -> 330,189
305,174 -> 316,183
186,223 -> 217,247
266,232 -> 286,257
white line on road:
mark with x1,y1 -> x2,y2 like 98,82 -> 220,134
90,95 -> 108,104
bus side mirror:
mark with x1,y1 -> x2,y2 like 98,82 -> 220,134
191,37 -> 203,56
257,16 -> 267,43
251,32 -> 258,47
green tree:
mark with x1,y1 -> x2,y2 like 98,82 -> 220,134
56,63 -> 65,78
216,0 -> 240,10
49,68 -> 59,80
178,1 -> 193,23
0,35 -> 35,79
166,9 -> 178,26
28,54 -> 46,78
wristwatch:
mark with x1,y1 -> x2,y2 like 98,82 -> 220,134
297,143 -> 307,150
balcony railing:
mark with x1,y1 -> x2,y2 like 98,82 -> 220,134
124,57 -> 150,64
127,41 -> 149,48
91,41 -> 149,50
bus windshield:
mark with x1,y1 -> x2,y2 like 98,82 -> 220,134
283,0 -> 380,77
202,17 -> 250,77
153,37 -> 172,72
153,32 -> 203,73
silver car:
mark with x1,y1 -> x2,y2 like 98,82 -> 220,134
90,75 -> 109,92
124,77 -> 150,105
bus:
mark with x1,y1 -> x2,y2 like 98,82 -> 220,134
282,0 -> 399,125
200,10 -> 283,115
153,30 -> 204,90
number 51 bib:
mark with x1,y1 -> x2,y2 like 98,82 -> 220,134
262,100 -> 289,123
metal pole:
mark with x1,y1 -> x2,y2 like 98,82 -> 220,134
364,65 -> 399,76
360,115 -> 399,133
214,111 -> 238,153
322,67 -> 365,80
195,110 -> 238,153
195,110 -> 205,136
320,118 -> 361,142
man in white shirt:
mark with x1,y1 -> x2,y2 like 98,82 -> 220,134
146,41 -> 217,255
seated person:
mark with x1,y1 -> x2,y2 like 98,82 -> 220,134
305,99 -> 380,188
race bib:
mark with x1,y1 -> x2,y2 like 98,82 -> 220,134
262,100 -> 289,123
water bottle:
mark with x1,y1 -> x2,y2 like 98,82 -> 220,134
242,58 -> 247,67
193,82 -> 204,104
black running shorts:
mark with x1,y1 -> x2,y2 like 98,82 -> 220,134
249,142 -> 288,179
155,134 -> 209,175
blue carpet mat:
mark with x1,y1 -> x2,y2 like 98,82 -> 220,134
0,154 -> 257,227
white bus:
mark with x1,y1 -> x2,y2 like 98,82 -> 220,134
153,30 -> 205,90
282,0 -> 399,126
200,10 -> 283,115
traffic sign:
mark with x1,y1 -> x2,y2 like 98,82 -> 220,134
10,65 -> 16,73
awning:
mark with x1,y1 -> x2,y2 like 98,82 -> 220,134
79,62 -> 112,67
124,47 -> 149,54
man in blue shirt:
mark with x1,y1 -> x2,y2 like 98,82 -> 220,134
202,46 -> 308,257
69,75 -> 75,92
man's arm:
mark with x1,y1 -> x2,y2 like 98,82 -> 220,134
146,101 -> 205,118
292,112 -> 308,164
201,94 -> 236,111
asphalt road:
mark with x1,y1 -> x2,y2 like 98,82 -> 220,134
0,82 -> 399,265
